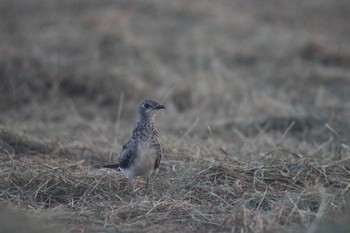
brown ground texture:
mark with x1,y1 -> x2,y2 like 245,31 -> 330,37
0,0 -> 350,232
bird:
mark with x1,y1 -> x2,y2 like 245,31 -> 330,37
103,99 -> 165,193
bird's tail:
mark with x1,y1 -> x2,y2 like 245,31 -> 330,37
103,164 -> 120,169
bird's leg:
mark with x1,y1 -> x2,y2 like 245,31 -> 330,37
145,176 -> 150,190
128,180 -> 134,194
152,168 -> 159,180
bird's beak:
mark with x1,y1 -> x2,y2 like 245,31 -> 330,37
153,104 -> 165,110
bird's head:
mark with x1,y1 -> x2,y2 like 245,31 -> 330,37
138,99 -> 165,120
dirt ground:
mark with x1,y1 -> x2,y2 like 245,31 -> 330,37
0,0 -> 350,232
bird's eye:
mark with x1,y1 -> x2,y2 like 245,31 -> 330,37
144,103 -> 150,108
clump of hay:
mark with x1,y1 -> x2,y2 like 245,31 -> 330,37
1,141 -> 349,232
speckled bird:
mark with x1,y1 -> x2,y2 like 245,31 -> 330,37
103,100 -> 165,192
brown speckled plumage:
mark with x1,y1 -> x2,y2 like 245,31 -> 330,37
103,100 -> 165,192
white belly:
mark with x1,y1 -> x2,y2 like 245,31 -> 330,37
120,143 -> 157,180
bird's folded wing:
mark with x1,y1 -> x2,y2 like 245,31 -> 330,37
154,149 -> 162,169
118,139 -> 138,169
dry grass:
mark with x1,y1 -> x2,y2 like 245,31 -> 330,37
0,0 -> 350,232
1,142 -> 349,232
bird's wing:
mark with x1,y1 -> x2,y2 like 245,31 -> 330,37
154,144 -> 162,169
118,138 -> 138,169
103,164 -> 119,169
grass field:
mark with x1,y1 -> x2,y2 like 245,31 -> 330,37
0,0 -> 350,232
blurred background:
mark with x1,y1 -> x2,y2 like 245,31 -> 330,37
1,0 -> 349,145
0,0 -> 350,232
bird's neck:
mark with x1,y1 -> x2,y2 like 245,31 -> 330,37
138,112 -> 156,122
131,118 -> 156,140
138,117 -> 154,128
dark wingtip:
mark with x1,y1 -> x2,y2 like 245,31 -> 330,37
103,164 -> 120,169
